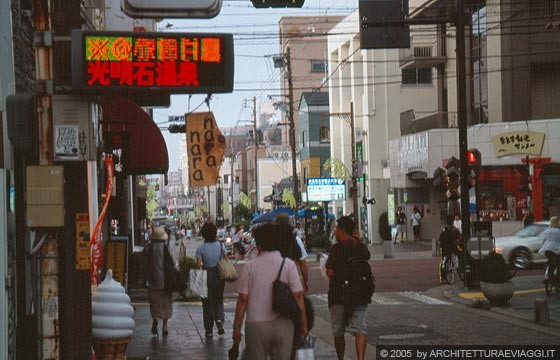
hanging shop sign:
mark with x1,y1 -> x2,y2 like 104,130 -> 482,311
491,131 -> 545,157
186,112 -> 226,188
75,213 -> 91,270
307,177 -> 346,202
71,30 -> 234,94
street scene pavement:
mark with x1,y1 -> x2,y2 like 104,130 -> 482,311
126,236 -> 560,359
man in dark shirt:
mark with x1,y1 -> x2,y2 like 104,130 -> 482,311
325,216 -> 370,360
439,215 -> 462,284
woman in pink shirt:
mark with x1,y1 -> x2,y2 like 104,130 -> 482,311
232,222 -> 308,359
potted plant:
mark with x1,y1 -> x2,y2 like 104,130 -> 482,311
479,251 -> 515,306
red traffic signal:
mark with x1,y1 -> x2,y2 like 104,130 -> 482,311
467,148 -> 481,167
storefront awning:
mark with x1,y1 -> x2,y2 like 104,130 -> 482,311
101,96 -> 169,175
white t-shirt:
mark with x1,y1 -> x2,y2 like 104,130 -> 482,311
296,236 -> 308,260
411,212 -> 421,226
453,220 -> 462,233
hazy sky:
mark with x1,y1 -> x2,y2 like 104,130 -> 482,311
154,0 -> 356,171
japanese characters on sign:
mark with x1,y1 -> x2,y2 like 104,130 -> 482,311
72,30 -> 233,94
491,131 -> 545,157
306,177 -> 346,202
186,112 -> 226,187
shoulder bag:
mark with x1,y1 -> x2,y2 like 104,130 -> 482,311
163,246 -> 187,292
272,257 -> 301,322
217,243 -> 238,282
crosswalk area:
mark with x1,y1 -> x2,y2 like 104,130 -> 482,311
310,292 -> 451,306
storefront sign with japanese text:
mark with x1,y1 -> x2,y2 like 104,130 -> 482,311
491,131 -> 545,157
75,213 -> 90,270
307,177 -> 346,202
186,112 -> 226,187
71,30 -> 233,94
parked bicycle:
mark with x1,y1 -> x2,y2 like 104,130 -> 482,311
544,251 -> 560,296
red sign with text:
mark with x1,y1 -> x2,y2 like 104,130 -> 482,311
72,30 -> 233,94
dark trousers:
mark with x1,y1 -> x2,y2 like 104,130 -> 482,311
202,267 -> 225,334
202,299 -> 224,334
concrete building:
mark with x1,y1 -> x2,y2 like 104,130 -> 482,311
327,9 -> 438,243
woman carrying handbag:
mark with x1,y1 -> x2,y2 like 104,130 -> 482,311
196,222 -> 226,339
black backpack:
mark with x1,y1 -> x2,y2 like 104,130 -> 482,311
343,256 -> 375,307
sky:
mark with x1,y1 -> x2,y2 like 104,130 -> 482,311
152,0 -> 357,171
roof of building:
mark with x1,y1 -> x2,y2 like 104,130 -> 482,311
299,92 -> 329,109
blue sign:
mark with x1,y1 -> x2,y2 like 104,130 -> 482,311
306,177 -> 346,202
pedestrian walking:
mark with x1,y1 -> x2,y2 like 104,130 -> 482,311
143,226 -> 173,336
522,208 -> 535,227
394,206 -> 407,243
195,222 -> 226,339
274,213 -> 309,293
232,222 -> 308,360
410,206 -> 422,242
325,216 -> 370,360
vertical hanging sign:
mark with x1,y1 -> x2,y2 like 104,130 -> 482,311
75,213 -> 91,270
186,112 -> 226,187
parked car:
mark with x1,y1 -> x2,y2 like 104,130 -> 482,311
494,221 -> 550,269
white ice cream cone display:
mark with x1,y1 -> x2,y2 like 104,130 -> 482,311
92,269 -> 135,359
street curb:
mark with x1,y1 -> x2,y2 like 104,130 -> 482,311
437,283 -> 560,335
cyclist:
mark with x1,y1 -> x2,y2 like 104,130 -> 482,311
439,215 -> 462,284
539,216 -> 560,291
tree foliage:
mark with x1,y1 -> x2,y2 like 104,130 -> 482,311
323,157 -> 350,180
238,192 -> 252,209
282,189 -> 296,208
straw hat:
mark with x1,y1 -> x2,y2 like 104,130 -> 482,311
550,216 -> 559,228
150,226 -> 168,241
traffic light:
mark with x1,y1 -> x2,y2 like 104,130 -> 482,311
432,166 -> 446,186
445,156 -> 460,181
445,156 -> 460,201
251,0 -> 305,8
168,124 -> 186,133
467,148 -> 481,176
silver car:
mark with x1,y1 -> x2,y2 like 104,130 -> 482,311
494,221 -> 550,269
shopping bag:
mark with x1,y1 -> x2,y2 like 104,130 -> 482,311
296,336 -> 315,360
188,269 -> 208,298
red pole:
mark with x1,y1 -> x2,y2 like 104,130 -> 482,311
523,157 -> 551,221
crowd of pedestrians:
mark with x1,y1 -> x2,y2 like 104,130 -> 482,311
142,212 -> 375,360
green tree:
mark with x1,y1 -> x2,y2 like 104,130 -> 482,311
238,192 -> 251,209
323,157 -> 350,179
282,189 -> 296,208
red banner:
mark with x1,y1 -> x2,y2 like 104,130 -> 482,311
90,155 -> 114,285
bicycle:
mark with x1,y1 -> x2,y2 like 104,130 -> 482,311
544,252 -> 560,296
441,252 -> 464,285
233,238 -> 257,263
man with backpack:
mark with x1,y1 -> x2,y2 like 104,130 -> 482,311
325,216 -> 373,360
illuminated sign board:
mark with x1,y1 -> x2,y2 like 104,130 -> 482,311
306,177 -> 346,202
71,30 -> 234,94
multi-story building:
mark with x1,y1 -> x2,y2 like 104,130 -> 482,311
328,1 -> 560,243
327,9 -> 438,243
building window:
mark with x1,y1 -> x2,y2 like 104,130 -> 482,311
311,60 -> 327,73
402,68 -> 432,85
302,131 -> 306,147
320,124 -> 329,142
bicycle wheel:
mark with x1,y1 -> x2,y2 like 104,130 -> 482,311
454,255 -> 464,282
545,265 -> 553,296
445,258 -> 455,285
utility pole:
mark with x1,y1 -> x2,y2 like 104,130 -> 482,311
253,96 -> 258,212
286,46 -> 299,220
230,149 -> 235,224
349,102 -> 359,225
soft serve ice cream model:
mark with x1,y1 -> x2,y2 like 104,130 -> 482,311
92,269 -> 135,359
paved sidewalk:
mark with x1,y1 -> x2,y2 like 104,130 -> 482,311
127,238 -> 559,359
